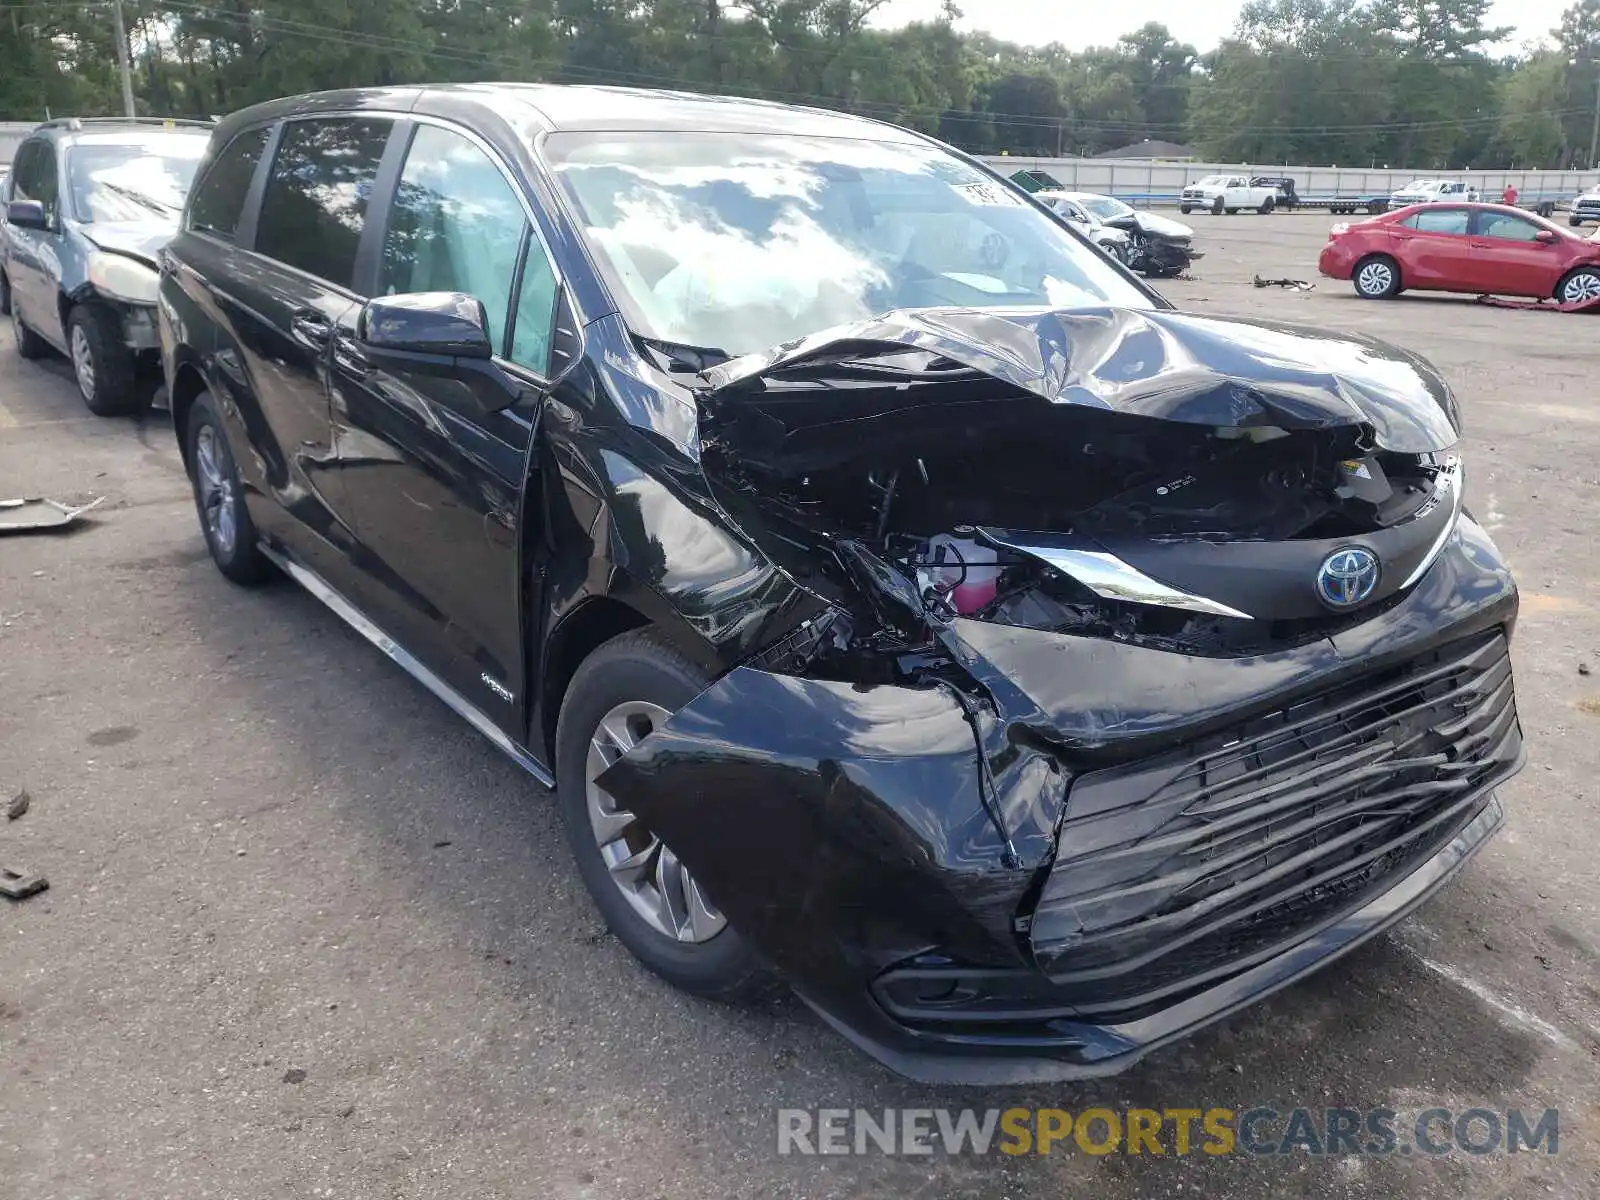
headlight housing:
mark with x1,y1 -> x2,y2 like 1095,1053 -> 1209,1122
86,253 -> 159,305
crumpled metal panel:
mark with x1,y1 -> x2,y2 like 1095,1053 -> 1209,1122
699,305 -> 1461,454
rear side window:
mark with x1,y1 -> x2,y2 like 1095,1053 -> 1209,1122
189,125 -> 270,240
256,118 -> 392,288
1403,209 -> 1469,236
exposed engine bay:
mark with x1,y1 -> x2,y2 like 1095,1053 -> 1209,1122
698,363 -> 1460,669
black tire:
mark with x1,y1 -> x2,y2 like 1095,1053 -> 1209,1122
1259,197 -> 1275,214
1555,266 -> 1600,306
1352,253 -> 1401,299
0,270 -> 10,317
11,302 -> 46,359
1179,205 -> 1192,215
1211,196 -> 1224,215
185,391 -> 274,585
554,629 -> 772,1002
68,304 -> 139,416
1571,216 -> 1584,228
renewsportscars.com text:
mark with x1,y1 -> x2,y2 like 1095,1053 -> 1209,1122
776,1106 -> 1560,1157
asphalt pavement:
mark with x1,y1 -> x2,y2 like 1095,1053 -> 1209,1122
2,214 -> 1598,1198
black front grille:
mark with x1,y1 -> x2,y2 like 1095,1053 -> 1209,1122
1027,632 -> 1520,1019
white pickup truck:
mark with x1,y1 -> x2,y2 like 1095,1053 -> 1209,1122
1179,175 -> 1278,215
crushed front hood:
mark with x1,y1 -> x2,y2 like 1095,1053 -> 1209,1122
81,220 -> 176,268
699,306 -> 1460,454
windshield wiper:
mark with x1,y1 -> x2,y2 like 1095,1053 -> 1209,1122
97,180 -> 177,215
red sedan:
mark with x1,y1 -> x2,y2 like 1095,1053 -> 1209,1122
1318,203 -> 1600,304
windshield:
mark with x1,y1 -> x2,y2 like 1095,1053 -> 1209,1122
68,136 -> 208,223
1397,179 -> 1432,191
544,131 -> 1151,356
1080,195 -> 1133,220
1194,175 -> 1226,187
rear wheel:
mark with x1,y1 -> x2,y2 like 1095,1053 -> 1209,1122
186,391 -> 274,585
1353,254 -> 1401,299
555,630 -> 771,1002
68,305 -> 139,416
1557,267 -> 1600,305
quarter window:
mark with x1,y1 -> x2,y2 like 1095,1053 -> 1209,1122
256,118 -> 392,288
380,125 -> 528,354
189,125 -> 270,241
510,240 -> 560,375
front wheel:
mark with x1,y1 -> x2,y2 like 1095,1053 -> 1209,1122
1571,216 -> 1584,228
0,270 -> 10,317
555,630 -> 772,1002
68,305 -> 139,415
1179,205 -> 1192,215
1353,254 -> 1401,299
1211,197 -> 1224,215
1557,267 -> 1600,306
1258,197 -> 1275,214
186,391 -> 274,585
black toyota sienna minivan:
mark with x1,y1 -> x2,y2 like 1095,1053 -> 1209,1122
159,84 -> 1523,1083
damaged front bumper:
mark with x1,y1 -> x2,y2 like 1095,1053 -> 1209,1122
597,514 -> 1522,1083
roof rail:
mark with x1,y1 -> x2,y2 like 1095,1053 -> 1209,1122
34,116 -> 217,133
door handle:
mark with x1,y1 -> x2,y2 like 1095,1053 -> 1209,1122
332,335 -> 374,377
290,309 -> 333,348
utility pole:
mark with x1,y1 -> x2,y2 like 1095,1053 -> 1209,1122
110,0 -> 136,119
1591,70 -> 1600,170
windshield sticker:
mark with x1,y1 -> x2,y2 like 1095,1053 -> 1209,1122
953,181 -> 1023,207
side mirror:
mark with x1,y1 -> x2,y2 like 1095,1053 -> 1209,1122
358,292 -> 495,360
1535,229 -> 1558,244
6,200 -> 48,231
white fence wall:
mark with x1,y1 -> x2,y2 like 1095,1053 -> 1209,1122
983,155 -> 1600,206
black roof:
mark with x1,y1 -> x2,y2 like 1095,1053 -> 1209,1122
219,83 -> 923,143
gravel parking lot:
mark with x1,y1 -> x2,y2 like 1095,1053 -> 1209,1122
3,213 -> 1598,1199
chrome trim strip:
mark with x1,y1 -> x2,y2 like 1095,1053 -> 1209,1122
259,545 -> 555,789
1399,455 -> 1463,590
978,529 -> 1254,620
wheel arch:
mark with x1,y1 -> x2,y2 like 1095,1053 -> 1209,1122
535,594 -> 652,763
167,356 -> 211,469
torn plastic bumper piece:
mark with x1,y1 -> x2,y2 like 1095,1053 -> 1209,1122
594,516 -> 1520,1083
0,496 -> 105,534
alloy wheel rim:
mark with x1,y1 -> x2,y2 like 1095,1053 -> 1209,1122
1358,262 -> 1392,294
1563,273 -> 1600,304
70,324 -> 96,401
194,424 -> 237,554
584,699 -> 727,944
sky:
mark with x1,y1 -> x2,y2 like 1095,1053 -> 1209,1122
868,0 -> 1573,57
